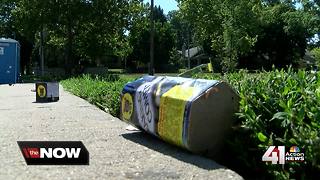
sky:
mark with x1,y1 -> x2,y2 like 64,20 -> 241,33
143,0 -> 179,14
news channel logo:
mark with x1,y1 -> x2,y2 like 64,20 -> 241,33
17,141 -> 89,165
262,146 -> 305,165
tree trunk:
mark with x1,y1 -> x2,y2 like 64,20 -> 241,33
64,4 -> 74,76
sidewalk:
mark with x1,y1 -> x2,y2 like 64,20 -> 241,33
0,83 -> 242,179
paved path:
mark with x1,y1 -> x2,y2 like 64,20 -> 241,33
0,83 -> 242,180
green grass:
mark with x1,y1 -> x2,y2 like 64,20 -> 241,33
108,69 -> 125,73
61,74 -> 134,117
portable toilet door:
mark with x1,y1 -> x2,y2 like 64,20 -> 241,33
0,38 -> 20,84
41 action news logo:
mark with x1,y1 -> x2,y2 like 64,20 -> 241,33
17,141 -> 89,165
262,146 -> 304,165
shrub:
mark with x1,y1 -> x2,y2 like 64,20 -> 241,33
195,68 -> 320,179
311,48 -> 320,67
61,74 -> 132,117
169,47 -> 184,69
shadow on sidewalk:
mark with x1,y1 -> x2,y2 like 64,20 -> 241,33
121,131 -> 225,170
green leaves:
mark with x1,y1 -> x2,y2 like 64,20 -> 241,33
127,4 -> 175,71
257,132 -> 268,143
271,112 -> 289,120
61,74 -> 131,117
180,0 -> 261,71
180,0 -> 317,72
3,0 -> 134,72
311,48 -> 320,66
197,68 -> 320,179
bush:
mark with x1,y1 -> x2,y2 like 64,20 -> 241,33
311,48 -> 320,67
61,74 -> 133,117
169,47 -> 184,69
195,68 -> 320,179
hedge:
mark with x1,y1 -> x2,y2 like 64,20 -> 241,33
195,68 -> 320,179
61,74 -> 130,117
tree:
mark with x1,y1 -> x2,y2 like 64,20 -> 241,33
0,0 -> 35,74
239,2 -> 317,69
0,0 -> 15,37
180,0 -> 261,72
75,0 -> 131,65
179,0 -> 318,71
168,10 -> 192,52
299,0 -> 320,48
9,0 -> 133,75
127,4 -> 175,72
311,47 -> 320,66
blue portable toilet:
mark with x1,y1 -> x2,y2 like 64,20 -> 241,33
0,38 -> 20,84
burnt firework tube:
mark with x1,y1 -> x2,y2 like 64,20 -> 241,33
120,76 -> 239,156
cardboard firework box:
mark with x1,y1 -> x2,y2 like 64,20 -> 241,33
36,82 -> 59,103
120,76 -> 239,156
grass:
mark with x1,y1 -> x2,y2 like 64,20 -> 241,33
61,74 -> 133,117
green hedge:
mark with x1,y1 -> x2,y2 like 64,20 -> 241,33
61,74 -> 132,117
195,68 -> 320,179
61,69 -> 320,179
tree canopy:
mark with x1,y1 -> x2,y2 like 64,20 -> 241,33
127,4 -> 175,72
0,0 -> 319,74
179,0 -> 319,71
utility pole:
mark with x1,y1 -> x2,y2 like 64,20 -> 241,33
149,0 -> 155,75
187,27 -> 190,69
40,29 -> 45,76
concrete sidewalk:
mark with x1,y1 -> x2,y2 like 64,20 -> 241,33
0,83 -> 242,180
